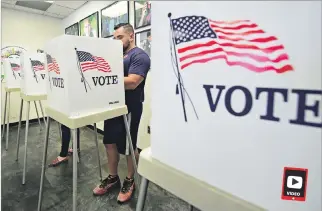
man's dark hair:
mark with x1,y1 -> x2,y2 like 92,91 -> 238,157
147,31 -> 151,37
114,23 -> 134,34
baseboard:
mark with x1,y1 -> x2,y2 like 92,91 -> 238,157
1,118 -> 44,128
86,124 -> 104,135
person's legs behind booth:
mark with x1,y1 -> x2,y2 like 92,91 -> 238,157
49,124 -> 80,167
93,103 -> 142,203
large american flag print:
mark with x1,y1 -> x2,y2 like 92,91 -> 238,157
46,54 -> 60,74
171,15 -> 294,73
31,60 -> 45,71
76,50 -> 111,72
10,63 -> 21,71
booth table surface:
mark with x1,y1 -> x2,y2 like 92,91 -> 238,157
20,92 -> 47,101
45,105 -> 128,129
4,87 -> 20,92
138,148 -> 266,211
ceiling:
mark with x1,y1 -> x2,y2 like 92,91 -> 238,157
1,0 -> 88,19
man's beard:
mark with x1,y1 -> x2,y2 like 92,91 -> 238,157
123,40 -> 130,54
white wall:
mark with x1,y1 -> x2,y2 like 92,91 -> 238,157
1,8 -> 63,124
62,1 -> 151,149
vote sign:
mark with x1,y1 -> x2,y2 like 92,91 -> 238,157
20,52 -> 47,96
151,1 -> 321,211
44,35 -> 125,117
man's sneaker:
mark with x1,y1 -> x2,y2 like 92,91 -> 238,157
117,177 -> 135,203
93,175 -> 121,196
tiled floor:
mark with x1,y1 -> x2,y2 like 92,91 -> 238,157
1,121 -> 189,211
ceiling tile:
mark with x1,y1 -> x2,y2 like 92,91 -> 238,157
46,4 -> 74,16
43,11 -> 61,19
54,1 -> 87,9
1,2 -> 15,9
1,0 -> 17,5
14,5 -> 45,15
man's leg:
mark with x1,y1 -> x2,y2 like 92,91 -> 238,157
117,103 -> 143,203
105,143 -> 120,176
93,118 -> 123,196
126,149 -> 139,178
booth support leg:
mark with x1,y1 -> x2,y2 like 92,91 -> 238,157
37,116 -> 51,211
125,113 -> 131,155
93,123 -> 102,181
5,92 -> 11,150
39,101 -> 47,127
34,101 -> 42,130
57,122 -> 62,143
22,101 -> 30,185
16,99 -> 24,161
2,92 -> 8,139
136,177 -> 149,211
72,128 -> 78,211
122,114 -> 140,187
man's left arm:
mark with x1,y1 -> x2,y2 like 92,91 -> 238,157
124,53 -> 150,90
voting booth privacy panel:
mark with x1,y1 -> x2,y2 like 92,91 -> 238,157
20,52 -> 47,96
44,35 -> 125,118
3,57 -> 21,89
151,1 -> 321,211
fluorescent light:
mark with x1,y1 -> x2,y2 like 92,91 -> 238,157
45,1 -> 54,3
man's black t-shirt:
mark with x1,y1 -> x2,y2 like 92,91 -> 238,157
123,47 -> 151,110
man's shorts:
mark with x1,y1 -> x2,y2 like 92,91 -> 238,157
103,103 -> 143,155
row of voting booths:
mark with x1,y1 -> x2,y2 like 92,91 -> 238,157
2,35 -> 137,211
1,1 -> 321,211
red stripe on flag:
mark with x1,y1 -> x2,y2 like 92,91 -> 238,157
181,55 -> 293,73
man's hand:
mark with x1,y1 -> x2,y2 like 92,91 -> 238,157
124,74 -> 144,90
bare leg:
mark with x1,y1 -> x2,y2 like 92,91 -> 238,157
126,149 -> 139,178
105,144 -> 119,175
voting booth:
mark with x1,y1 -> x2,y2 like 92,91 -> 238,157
44,35 -> 125,120
20,52 -> 47,96
3,57 -> 21,89
2,57 -> 22,151
136,1 -> 321,211
16,51 -> 47,185
37,35 -> 138,211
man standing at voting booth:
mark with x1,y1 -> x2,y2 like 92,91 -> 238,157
93,23 -> 151,203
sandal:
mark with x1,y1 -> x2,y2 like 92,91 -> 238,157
48,157 -> 69,167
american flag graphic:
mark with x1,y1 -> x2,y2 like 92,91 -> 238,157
171,15 -> 294,73
76,50 -> 112,73
30,60 -> 45,71
10,63 -> 21,71
46,54 -> 60,74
